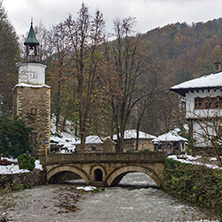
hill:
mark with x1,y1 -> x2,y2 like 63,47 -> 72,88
141,18 -> 222,84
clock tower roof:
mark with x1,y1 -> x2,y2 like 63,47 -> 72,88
24,22 -> 39,46
24,21 -> 40,63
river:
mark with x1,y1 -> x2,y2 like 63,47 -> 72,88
0,173 -> 217,222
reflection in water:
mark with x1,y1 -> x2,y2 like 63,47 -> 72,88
72,172 -> 205,222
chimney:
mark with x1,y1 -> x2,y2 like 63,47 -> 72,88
214,62 -> 221,73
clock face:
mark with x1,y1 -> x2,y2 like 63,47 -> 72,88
30,71 -> 37,79
20,71 -> 37,80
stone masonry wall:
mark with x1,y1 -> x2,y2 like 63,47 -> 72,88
0,170 -> 45,191
13,86 -> 51,157
124,139 -> 154,152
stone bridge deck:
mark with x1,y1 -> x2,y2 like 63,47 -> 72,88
40,152 -> 166,187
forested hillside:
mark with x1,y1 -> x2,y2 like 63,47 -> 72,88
143,19 -> 222,84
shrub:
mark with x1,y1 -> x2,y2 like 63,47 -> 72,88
0,117 -> 33,158
18,154 -> 35,171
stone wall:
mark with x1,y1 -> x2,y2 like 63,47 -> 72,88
0,170 -> 45,191
13,86 -> 51,157
124,139 -> 154,152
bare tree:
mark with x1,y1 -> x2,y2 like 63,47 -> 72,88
103,17 -> 156,152
64,3 -> 105,152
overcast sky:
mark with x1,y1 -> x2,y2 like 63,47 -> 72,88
3,0 -> 222,36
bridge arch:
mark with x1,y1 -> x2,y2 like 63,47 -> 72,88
89,165 -> 107,181
106,165 -> 162,188
47,166 -> 90,185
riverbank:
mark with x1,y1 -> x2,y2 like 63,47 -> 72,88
163,158 -> 222,220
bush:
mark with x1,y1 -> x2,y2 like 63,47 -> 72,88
163,158 -> 222,219
18,154 -> 35,171
0,117 -> 33,158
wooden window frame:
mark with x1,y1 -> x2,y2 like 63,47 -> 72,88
194,96 -> 222,110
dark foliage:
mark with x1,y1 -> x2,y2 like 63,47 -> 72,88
0,1 -> 20,116
0,117 -> 33,158
18,154 -> 35,171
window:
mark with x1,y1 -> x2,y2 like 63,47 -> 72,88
31,108 -> 37,116
194,96 -> 222,109
31,133 -> 37,143
91,147 -> 96,151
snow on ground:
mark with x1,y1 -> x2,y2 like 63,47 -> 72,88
76,186 -> 97,191
50,114 -> 80,152
168,154 -> 222,170
0,158 -> 43,175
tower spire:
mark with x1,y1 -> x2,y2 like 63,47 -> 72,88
24,21 -> 39,62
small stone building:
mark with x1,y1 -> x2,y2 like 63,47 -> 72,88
13,23 -> 51,157
113,130 -> 156,152
153,128 -> 187,155
75,135 -> 114,153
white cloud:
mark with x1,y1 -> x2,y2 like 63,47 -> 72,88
3,0 -> 222,36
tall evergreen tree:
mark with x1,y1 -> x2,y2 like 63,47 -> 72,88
0,1 -> 20,116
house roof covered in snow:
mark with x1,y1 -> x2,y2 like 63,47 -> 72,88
170,71 -> 222,96
113,129 -> 156,141
153,128 -> 188,143
75,135 -> 104,144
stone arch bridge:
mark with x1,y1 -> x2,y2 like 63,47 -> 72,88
40,152 -> 166,188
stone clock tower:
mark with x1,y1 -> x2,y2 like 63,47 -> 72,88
13,22 -> 51,157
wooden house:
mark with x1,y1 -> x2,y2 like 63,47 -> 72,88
170,63 -> 222,149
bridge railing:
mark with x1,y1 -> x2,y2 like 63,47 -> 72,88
40,151 -> 167,166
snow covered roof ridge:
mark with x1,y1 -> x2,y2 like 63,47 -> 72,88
13,83 -> 51,90
170,71 -> 222,96
113,129 -> 156,140
153,128 -> 187,143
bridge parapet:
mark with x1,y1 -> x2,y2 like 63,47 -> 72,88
40,151 -> 166,165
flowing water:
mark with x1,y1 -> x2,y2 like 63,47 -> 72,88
73,173 -> 207,222
0,173 -> 216,222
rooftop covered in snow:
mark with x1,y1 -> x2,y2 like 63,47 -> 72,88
170,71 -> 222,96
75,135 -> 105,144
153,128 -> 188,143
113,130 -> 156,141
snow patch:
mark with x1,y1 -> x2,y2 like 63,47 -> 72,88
168,155 -> 222,170
0,158 -> 43,174
50,114 -> 80,152
76,186 -> 97,191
